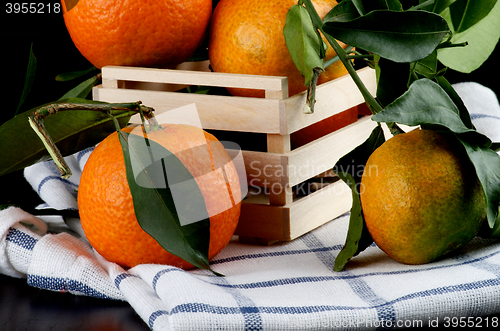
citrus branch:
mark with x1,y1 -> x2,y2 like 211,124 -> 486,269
28,101 -> 154,178
301,0 -> 405,135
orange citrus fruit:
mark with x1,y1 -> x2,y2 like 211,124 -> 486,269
62,0 -> 212,69
208,0 -> 348,98
360,129 -> 486,265
78,124 -> 241,269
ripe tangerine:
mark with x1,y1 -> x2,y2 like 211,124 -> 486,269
78,124 -> 241,269
62,0 -> 212,69
361,129 -> 486,265
208,0 -> 349,98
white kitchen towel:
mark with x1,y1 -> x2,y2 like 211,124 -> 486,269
0,82 -> 498,330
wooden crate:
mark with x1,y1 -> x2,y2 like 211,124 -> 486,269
92,64 -> 378,243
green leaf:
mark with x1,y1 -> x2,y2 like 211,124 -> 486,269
323,10 -> 450,63
434,0 -> 458,13
434,75 -> 474,130
118,130 -> 218,274
438,0 -> 500,73
16,43 -> 37,116
458,137 -> 500,237
418,0 -> 457,13
350,0 -> 366,15
347,0 -> 402,15
410,50 -> 439,81
59,74 -> 100,100
333,172 -> 371,272
449,0 -> 497,33
372,78 -> 491,147
364,0 -> 402,12
55,66 -> 98,82
323,0 -> 360,22
284,4 -> 325,85
385,0 -> 403,11
332,125 -> 385,271
0,99 -> 134,176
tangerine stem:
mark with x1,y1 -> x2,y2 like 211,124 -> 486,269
28,113 -> 72,179
29,101 -> 156,179
300,0 -> 405,135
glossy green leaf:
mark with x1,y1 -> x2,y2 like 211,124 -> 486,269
458,137 -> 500,237
55,66 -> 98,82
118,130 -> 217,273
449,0 -> 497,33
284,4 -> 325,85
332,172 -> 370,272
323,10 -> 450,63
0,99 -> 134,176
351,0 -> 366,15
323,0 -> 360,23
385,0 -> 403,11
438,0 -> 500,73
332,125 -> 385,271
410,50 -> 439,80
418,0 -> 457,13
59,74 -> 100,100
434,0 -> 457,13
16,43 -> 37,116
364,0 -> 402,12
434,75 -> 474,130
347,0 -> 402,15
372,79 -> 491,147
302,0 -> 324,29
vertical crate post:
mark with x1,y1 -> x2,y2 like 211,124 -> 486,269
264,83 -> 294,207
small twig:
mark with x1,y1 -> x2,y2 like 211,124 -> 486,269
436,41 -> 468,50
387,122 -> 405,135
345,54 -> 374,61
29,114 -> 72,178
324,45 -> 355,68
28,101 -> 155,179
31,102 -> 154,121
304,67 -> 323,114
408,0 -> 435,11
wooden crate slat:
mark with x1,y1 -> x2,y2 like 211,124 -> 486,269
236,179 -> 352,241
288,180 -> 352,240
240,151 -> 284,187
102,65 -> 288,91
94,87 -> 284,134
287,116 -> 377,187
97,66 -> 376,135
233,116 -> 377,188
284,67 -> 376,134
236,202 -> 289,240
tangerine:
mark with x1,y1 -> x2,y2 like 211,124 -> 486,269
360,129 -> 486,265
61,0 -> 212,69
208,0 -> 349,98
78,124 -> 241,269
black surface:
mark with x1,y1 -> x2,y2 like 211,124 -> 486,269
0,274 -> 150,331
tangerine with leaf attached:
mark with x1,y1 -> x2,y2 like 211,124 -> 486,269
360,129 -> 486,265
78,124 -> 241,269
